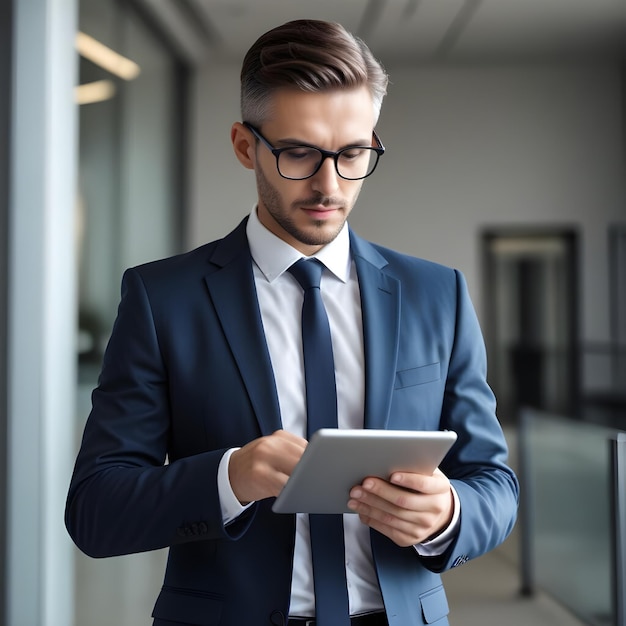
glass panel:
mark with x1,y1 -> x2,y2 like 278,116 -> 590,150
522,409 -> 617,625
74,1 -> 183,624
77,0 -> 181,379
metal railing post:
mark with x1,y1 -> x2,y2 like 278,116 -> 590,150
610,433 -> 626,626
518,408 -> 534,596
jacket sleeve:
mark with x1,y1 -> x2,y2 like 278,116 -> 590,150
65,268 -> 256,558
427,269 -> 519,571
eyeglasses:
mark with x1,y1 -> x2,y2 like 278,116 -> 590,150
243,122 -> 385,181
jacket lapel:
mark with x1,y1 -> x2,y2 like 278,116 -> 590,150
350,231 -> 401,430
202,221 -> 400,435
204,219 -> 283,435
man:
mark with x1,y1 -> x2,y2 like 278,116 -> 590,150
66,19 -> 519,626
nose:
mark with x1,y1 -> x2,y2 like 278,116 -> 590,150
310,156 -> 340,195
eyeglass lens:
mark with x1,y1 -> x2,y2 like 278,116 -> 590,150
277,146 -> 379,180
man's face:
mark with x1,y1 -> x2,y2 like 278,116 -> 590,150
249,86 -> 377,255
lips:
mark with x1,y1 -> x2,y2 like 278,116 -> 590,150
301,206 -> 340,219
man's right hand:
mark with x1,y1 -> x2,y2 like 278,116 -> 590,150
228,430 -> 307,505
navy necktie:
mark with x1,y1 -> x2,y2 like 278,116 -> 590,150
288,259 -> 350,626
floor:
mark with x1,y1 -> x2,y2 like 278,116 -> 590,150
443,537 -> 586,626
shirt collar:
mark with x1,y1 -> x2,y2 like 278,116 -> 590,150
246,207 -> 352,283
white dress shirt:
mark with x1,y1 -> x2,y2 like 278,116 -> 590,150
217,208 -> 459,616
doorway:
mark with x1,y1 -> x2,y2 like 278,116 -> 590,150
482,228 -> 580,423
609,223 -> 626,390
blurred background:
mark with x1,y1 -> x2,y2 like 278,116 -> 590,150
1,0 -> 625,624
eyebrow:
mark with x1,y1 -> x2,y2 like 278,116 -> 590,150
274,136 -> 373,150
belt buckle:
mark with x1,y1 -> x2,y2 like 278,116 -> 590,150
304,621 -> 315,626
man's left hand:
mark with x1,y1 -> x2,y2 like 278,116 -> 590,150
347,469 -> 454,547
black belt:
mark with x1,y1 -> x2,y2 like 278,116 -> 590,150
288,612 -> 387,626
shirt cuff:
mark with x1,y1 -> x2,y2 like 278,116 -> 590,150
415,485 -> 460,557
218,447 -> 254,525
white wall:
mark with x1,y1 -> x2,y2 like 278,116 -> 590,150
188,64 -> 251,243
189,62 -> 626,344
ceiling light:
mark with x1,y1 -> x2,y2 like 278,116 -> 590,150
76,31 -> 141,81
75,80 -> 117,105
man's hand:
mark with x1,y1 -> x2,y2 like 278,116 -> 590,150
347,469 -> 454,547
229,430 -> 307,505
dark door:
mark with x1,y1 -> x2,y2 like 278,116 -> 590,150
482,229 -> 579,422
609,223 -> 626,391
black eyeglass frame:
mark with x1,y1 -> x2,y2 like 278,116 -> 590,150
243,122 -> 385,181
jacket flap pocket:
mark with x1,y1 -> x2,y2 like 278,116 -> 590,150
420,585 -> 449,624
395,362 -> 441,389
152,586 -> 223,625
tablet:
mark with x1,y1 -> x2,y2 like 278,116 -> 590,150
272,428 -> 457,514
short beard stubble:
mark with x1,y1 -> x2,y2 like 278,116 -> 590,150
255,163 -> 360,248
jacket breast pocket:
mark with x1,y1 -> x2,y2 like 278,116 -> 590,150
394,362 -> 441,390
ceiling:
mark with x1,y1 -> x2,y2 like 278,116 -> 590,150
135,0 -> 626,66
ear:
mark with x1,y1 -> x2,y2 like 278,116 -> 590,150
231,122 -> 256,170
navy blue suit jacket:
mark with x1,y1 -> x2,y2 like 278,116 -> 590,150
66,218 -> 519,626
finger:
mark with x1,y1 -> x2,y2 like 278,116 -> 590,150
273,439 -> 307,476
270,429 -> 308,447
351,478 -> 426,514
389,468 -> 449,495
348,484 -> 424,523
348,478 -> 446,524
347,491 -> 441,547
349,500 -> 431,547
348,476 -> 455,546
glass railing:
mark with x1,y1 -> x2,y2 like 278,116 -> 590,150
518,408 -> 626,626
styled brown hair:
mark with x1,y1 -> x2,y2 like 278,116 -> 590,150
240,19 -> 388,126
